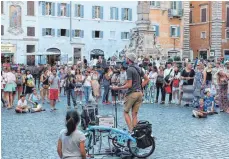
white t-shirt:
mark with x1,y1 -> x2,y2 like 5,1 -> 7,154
17,99 -> 27,106
83,75 -> 91,87
149,71 -> 158,83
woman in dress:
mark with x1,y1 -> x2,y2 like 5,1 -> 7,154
181,63 -> 195,107
25,70 -> 35,98
91,68 -> 100,103
40,69 -> 49,104
102,67 -> 112,104
4,67 -> 17,109
148,66 -> 158,103
75,69 -> 83,105
193,63 -> 205,107
216,70 -> 229,113
15,69 -> 23,100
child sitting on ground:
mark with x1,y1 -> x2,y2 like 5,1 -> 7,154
192,98 -> 208,118
15,94 -> 31,113
28,88 -> 45,113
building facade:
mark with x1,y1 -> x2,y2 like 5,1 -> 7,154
1,1 -> 137,65
148,1 -> 191,59
190,1 -> 229,60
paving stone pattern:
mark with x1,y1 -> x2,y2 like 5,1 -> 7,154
2,94 -> 229,159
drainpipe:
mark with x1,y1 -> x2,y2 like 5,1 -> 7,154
70,1 -> 72,42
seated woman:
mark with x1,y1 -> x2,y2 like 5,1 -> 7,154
15,94 -> 31,113
192,98 -> 208,118
57,110 -> 86,159
28,88 -> 45,113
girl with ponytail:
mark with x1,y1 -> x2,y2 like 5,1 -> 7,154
57,110 -> 86,159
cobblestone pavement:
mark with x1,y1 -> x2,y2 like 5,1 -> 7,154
2,94 -> 229,159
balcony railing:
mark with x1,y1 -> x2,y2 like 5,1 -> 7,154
168,9 -> 183,18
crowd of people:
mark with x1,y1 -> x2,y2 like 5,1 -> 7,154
1,56 -> 229,116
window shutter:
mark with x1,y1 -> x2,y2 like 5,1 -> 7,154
128,8 -> 132,21
1,25 -> 4,36
178,1 -> 182,9
110,7 -> 113,19
72,30 -> 75,37
42,28 -> 46,36
227,7 -> 229,27
80,30 -> 84,38
201,8 -> 206,22
177,26 -> 180,37
57,29 -> 60,37
92,6 -> 95,19
42,2 -> 46,15
75,4 -> 78,17
156,25 -> 159,36
66,4 -> 70,17
51,3 -> 55,16
156,1 -> 160,7
27,1 -> 34,16
80,5 -> 84,18
66,29 -> 69,37
121,32 -> 124,39
170,26 -> 172,37
121,8 -> 124,20
1,1 -> 3,14
127,32 -> 130,39
57,3 -> 61,16
170,1 -> 173,9
92,31 -> 95,38
189,10 -> 192,23
52,29 -> 55,36
115,8 -> 118,20
100,6 -> 103,19
100,31 -> 103,38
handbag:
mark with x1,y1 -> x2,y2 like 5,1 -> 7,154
173,79 -> 180,87
165,85 -> 172,94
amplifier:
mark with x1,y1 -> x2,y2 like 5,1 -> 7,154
96,115 -> 115,128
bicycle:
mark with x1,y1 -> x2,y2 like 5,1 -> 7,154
85,125 -> 155,158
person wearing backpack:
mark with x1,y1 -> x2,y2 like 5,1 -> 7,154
111,53 -> 149,132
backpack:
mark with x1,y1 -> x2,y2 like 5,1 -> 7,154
132,121 -> 153,149
81,104 -> 98,130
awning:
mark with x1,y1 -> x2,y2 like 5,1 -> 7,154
21,52 -> 63,56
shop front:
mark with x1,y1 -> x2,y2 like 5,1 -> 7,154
1,44 -> 16,64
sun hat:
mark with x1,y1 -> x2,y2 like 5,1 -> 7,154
126,53 -> 137,63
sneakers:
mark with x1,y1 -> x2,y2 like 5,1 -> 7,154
192,110 -> 199,118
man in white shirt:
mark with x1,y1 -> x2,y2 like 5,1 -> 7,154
162,62 -> 174,104
15,94 -> 30,113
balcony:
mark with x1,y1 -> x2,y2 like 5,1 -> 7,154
168,9 -> 183,18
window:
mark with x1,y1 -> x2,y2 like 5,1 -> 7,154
61,29 -> 66,36
45,28 -> 52,36
73,29 -> 84,38
1,25 -> 4,36
92,6 -> 103,19
190,10 -> 192,23
172,1 -> 177,10
27,1 -> 34,16
110,7 -> 118,20
122,8 -> 132,21
227,6 -> 229,27
170,26 -> 180,37
121,32 -> 129,40
46,2 -> 52,15
110,31 -> 115,39
201,7 -> 207,22
1,1 -> 3,14
150,1 -> 160,7
226,30 -> 229,39
26,45 -> 35,53
75,4 -> 84,18
201,32 -> 206,39
92,31 -> 103,39
60,3 -> 66,16
27,27 -> 35,36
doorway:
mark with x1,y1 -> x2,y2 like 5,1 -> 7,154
90,49 -> 104,60
199,51 -> 207,60
224,50 -> 229,61
74,48 -> 81,64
